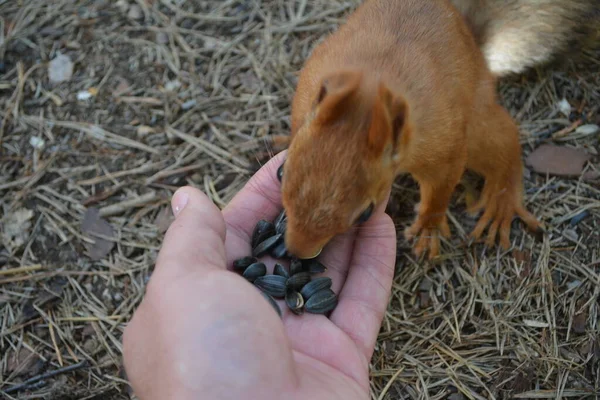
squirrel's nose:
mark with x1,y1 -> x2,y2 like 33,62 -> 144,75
301,247 -> 322,259
284,230 -> 324,260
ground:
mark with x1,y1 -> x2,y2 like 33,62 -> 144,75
0,0 -> 599,399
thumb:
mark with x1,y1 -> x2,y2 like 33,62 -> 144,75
152,186 -> 228,285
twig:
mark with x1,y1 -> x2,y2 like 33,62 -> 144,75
98,191 -> 162,217
3,360 -> 89,394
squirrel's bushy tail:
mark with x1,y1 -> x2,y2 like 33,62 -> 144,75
449,0 -> 600,76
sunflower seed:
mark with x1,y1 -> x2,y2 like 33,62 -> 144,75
305,288 -> 338,314
286,271 -> 311,291
242,262 -> 266,282
300,277 -> 332,300
277,162 -> 284,182
254,275 -> 287,298
302,259 -> 327,274
260,290 -> 282,318
270,241 -> 289,259
273,263 -> 289,279
285,289 -> 304,315
289,259 -> 304,276
275,217 -> 287,235
274,209 -> 286,232
252,233 -> 283,258
233,256 -> 257,271
251,219 -> 276,249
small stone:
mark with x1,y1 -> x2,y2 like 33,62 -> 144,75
128,4 -> 143,20
48,53 -> 73,84
29,136 -> 45,150
156,31 -> 169,44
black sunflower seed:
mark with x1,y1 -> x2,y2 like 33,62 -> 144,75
289,259 -> 304,276
273,263 -> 289,279
302,259 -> 327,274
285,289 -> 304,315
233,256 -> 257,271
286,271 -> 311,291
260,290 -> 282,318
251,219 -> 276,249
277,162 -> 284,182
254,275 -> 286,298
252,233 -> 283,258
300,277 -> 332,300
274,209 -> 286,232
270,241 -> 289,259
275,218 -> 287,236
242,262 -> 266,282
305,288 -> 337,314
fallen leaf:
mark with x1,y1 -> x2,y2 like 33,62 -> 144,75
80,207 -> 115,260
526,144 -> 591,177
6,347 -> 43,377
48,53 -> 74,84
1,208 -> 34,251
572,312 -> 587,334
582,171 -> 600,181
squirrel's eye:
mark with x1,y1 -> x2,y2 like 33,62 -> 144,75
355,203 -> 374,225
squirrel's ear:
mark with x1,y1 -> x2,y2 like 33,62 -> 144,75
368,82 -> 408,155
314,70 -> 363,126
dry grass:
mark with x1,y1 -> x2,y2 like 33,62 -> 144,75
0,0 -> 599,399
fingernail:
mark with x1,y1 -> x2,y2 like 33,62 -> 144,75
172,190 -> 189,217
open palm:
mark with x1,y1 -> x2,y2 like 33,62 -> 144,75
123,151 -> 396,400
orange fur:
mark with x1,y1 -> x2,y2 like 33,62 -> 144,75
279,0 -> 542,260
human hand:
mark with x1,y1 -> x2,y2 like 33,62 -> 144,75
122,151 -> 397,400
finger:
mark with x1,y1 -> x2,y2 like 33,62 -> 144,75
329,201 -> 396,365
222,151 -> 287,269
151,186 -> 228,287
318,189 -> 393,294
316,229 -> 357,294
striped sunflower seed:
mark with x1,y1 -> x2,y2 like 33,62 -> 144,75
254,275 -> 286,298
300,277 -> 332,300
242,262 -> 266,282
305,288 -> 338,314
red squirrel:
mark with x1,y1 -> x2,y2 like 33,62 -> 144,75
278,0 -> 542,260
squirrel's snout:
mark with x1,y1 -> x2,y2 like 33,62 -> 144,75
284,227 -> 325,260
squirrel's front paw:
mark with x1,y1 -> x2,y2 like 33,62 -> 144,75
470,188 -> 542,249
404,212 -> 451,259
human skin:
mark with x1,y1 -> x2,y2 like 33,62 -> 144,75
122,150 -> 397,400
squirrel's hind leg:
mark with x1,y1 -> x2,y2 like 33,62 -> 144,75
465,104 -> 542,249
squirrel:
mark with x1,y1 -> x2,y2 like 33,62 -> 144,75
278,0 -> 544,260
448,0 -> 600,76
